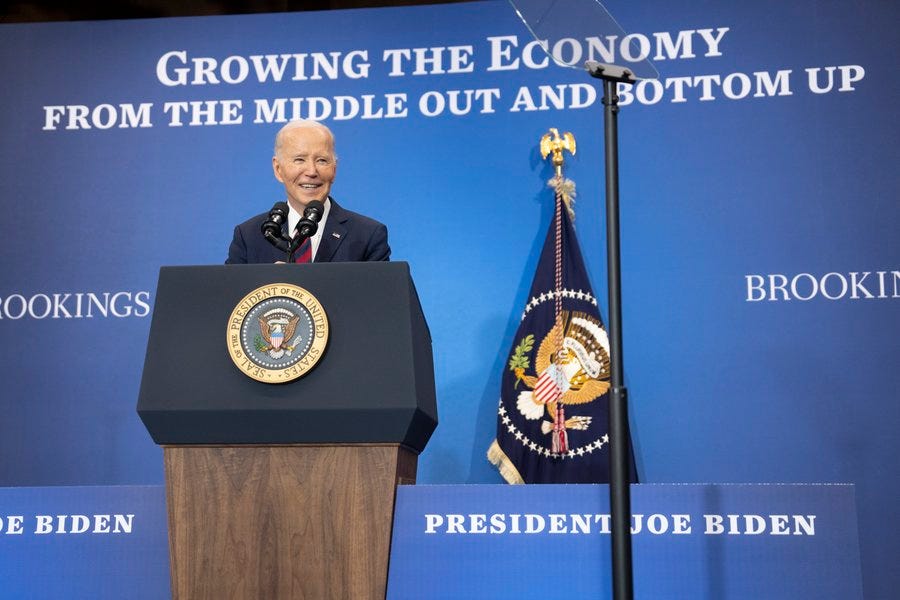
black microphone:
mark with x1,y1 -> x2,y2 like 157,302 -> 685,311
261,202 -> 291,252
290,200 -> 325,253
297,200 -> 325,238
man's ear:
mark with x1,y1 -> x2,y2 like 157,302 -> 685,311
272,156 -> 284,183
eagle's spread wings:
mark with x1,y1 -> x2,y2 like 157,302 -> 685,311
258,318 -> 271,343
539,128 -> 557,160
535,317 -> 565,373
283,315 -> 300,343
564,379 -> 610,405
563,131 -> 576,155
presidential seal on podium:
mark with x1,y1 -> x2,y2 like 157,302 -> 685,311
226,283 -> 329,383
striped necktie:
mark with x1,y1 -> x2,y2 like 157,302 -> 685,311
293,237 -> 312,263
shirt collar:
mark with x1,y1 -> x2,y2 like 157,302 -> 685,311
287,197 -> 332,260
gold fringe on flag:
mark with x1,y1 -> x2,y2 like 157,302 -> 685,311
487,439 -> 525,484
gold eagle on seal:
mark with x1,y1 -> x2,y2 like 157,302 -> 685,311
512,310 -> 610,437
258,309 -> 301,359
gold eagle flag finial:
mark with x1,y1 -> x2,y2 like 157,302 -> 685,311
540,128 -> 577,218
540,128 -> 576,179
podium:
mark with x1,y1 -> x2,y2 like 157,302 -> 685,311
137,263 -> 437,599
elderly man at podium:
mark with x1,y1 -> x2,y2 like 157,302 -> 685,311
226,119 -> 391,264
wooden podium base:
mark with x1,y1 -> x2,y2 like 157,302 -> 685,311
163,444 -> 417,600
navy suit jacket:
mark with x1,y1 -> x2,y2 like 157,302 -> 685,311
226,198 -> 390,264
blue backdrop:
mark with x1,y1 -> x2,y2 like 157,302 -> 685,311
1,1 -> 897,597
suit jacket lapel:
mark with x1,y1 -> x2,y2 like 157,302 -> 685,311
315,198 -> 349,263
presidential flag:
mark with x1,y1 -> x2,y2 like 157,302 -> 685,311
487,180 -> 635,483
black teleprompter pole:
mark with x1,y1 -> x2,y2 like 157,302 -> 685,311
588,62 -> 634,600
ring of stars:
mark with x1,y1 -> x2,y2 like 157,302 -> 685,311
521,288 -> 598,321
497,401 -> 608,459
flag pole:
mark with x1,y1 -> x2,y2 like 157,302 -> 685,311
588,62 -> 635,600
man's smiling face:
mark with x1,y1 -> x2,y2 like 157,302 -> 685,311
272,124 -> 337,211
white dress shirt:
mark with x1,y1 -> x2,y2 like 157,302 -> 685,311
287,197 -> 331,262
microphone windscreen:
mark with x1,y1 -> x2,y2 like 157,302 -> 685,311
305,200 -> 324,220
271,201 -> 289,218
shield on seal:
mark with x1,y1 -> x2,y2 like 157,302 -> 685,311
270,325 -> 285,350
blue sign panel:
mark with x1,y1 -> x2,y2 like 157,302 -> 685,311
388,484 -> 862,599
0,486 -> 169,600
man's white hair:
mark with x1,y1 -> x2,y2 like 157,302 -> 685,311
273,119 -> 337,159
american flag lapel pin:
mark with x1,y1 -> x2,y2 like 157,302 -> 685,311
331,232 -> 342,239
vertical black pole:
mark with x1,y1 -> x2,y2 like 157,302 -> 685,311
603,78 -> 633,600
